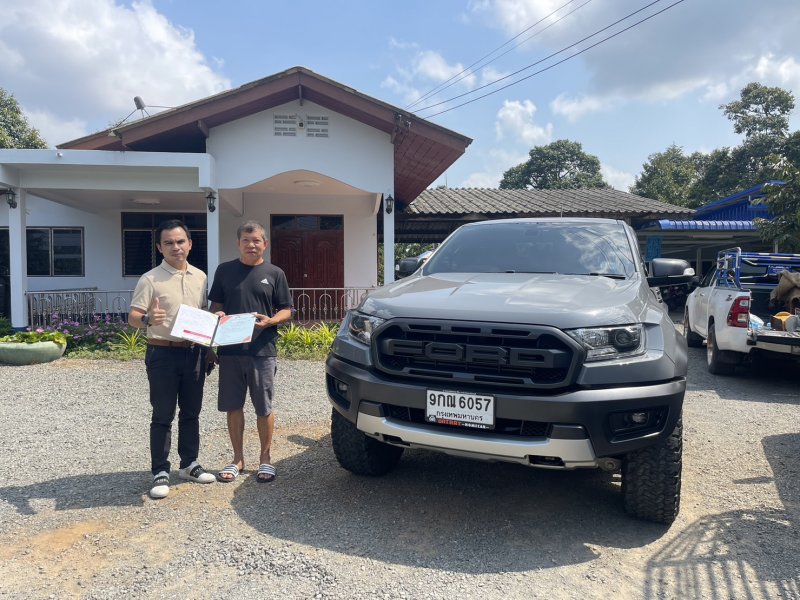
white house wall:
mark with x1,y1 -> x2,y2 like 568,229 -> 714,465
208,100 -> 393,194
216,192 -> 377,288
1,194 -> 126,292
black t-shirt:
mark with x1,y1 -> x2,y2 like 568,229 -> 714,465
208,259 -> 293,356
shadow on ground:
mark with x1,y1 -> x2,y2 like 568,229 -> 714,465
644,433 -> 800,599
229,432 -> 671,574
0,471 -> 147,515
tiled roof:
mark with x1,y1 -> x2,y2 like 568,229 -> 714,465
407,187 -> 694,218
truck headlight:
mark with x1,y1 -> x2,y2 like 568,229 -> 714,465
566,324 -> 645,362
347,312 -> 386,346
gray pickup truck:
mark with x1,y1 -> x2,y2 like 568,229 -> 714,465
326,218 -> 694,523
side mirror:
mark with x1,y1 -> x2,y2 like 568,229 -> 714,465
397,256 -> 424,279
647,258 -> 695,287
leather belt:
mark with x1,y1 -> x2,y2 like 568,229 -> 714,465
147,339 -> 195,348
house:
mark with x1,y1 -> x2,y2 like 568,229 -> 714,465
0,66 -> 472,327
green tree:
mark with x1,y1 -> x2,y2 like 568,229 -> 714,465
630,144 -> 706,207
689,83 -> 795,203
0,88 -> 47,149
757,131 -> 800,252
722,82 -> 794,139
500,139 -> 608,190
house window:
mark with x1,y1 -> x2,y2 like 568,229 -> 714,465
121,213 -> 207,277
8,227 -> 85,277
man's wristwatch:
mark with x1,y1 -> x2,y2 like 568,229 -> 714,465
141,312 -> 150,327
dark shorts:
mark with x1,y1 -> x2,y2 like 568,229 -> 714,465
218,355 -> 278,417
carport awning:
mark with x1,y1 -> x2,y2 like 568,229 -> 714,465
645,219 -> 757,231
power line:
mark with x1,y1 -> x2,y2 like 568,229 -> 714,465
415,0 -> 685,119
406,0 -> 588,110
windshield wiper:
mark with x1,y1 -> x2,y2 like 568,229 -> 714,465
587,272 -> 627,279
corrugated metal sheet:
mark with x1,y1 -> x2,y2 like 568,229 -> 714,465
654,219 -> 757,231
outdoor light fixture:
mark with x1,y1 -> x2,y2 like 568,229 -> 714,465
384,194 -> 394,215
206,191 -> 216,213
5,189 -> 17,209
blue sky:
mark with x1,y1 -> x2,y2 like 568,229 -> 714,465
2,0 -> 800,194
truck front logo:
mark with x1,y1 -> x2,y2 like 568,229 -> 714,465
382,340 -> 559,368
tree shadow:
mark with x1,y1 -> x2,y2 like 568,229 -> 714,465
0,471 -> 148,515
231,434 -> 671,574
644,433 -> 800,599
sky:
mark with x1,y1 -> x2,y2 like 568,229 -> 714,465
2,0 -> 800,193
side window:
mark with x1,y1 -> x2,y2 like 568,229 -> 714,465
700,267 -> 717,287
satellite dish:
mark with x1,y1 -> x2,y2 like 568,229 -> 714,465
133,96 -> 146,110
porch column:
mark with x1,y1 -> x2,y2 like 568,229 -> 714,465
206,189 -> 220,284
7,188 -> 28,328
383,192 -> 395,284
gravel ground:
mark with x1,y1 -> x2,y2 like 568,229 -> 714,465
0,327 -> 799,599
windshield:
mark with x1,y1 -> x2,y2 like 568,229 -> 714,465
423,221 -> 636,277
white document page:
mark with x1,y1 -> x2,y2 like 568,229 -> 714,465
213,313 -> 257,346
170,304 -> 218,346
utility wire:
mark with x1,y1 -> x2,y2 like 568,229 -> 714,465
406,0 -> 587,110
416,0 -> 685,118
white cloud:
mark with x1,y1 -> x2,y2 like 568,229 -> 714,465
550,93 -> 607,121
601,163 -> 635,192
752,53 -> 800,91
0,0 -> 230,143
22,109 -> 87,148
495,99 -> 553,145
460,147 -> 529,188
415,50 -> 476,88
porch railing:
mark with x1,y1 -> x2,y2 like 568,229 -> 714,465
24,287 -> 374,328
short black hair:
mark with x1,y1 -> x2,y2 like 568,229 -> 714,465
155,219 -> 191,245
237,220 -> 267,242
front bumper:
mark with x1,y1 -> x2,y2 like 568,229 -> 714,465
326,354 -> 685,467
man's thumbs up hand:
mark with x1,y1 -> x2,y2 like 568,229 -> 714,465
148,295 -> 167,327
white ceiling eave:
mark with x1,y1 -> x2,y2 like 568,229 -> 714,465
0,149 -> 215,193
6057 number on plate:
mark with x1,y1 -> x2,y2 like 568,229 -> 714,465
426,390 -> 495,430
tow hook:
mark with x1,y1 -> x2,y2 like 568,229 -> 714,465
598,457 -> 622,472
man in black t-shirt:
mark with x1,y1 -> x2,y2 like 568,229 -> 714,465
209,221 -> 293,483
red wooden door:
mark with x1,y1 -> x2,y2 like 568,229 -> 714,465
271,217 -> 344,321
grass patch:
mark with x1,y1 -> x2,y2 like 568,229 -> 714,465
58,321 -> 339,361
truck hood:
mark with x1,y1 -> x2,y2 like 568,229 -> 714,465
360,272 -> 652,328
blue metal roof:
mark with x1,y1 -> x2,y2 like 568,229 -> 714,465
653,219 -> 757,231
693,180 -> 783,219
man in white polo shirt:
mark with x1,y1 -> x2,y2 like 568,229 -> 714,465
129,219 -> 216,499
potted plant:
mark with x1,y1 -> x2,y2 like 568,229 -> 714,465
0,330 -> 68,365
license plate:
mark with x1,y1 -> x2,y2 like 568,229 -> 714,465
425,390 -> 495,430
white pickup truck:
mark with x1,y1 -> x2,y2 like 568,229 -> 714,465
683,248 -> 800,374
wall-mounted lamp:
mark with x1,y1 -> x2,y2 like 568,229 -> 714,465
206,191 -> 216,213
384,194 -> 394,215
5,189 -> 17,209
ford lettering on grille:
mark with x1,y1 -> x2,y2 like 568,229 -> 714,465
382,340 -> 565,369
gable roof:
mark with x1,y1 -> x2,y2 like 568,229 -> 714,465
58,66 -> 472,206
392,187 -> 694,242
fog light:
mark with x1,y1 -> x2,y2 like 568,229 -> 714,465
629,411 -> 648,425
336,381 -> 349,395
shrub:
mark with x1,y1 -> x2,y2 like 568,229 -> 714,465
0,316 -> 14,337
277,322 -> 339,359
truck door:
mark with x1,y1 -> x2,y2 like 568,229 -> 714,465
692,267 -> 717,337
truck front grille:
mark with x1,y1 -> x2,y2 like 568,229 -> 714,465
374,319 -> 580,390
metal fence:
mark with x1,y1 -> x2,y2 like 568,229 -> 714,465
24,287 -> 373,328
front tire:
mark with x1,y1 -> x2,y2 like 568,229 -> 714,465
622,417 -> 682,524
683,310 -> 703,348
330,408 -> 403,476
707,323 -> 737,375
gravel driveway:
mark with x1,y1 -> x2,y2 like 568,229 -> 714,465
0,338 -> 798,599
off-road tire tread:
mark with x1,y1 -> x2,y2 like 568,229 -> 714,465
622,417 -> 682,524
330,408 -> 403,476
